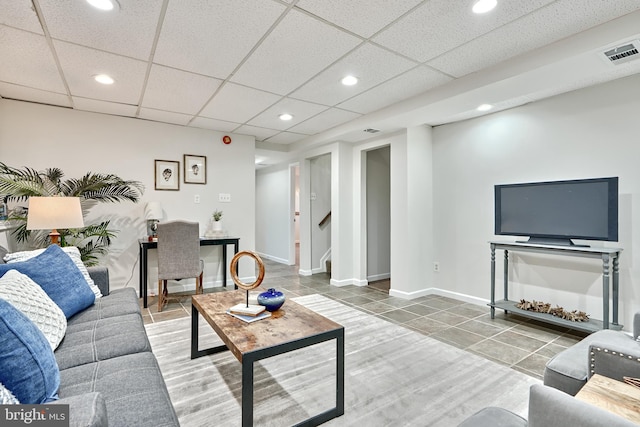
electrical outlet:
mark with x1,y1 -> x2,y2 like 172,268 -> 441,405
194,195 -> 200,204
310,192 -> 317,201
219,193 -> 231,202
433,262 -> 440,272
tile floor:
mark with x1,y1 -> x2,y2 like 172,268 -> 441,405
140,258 -> 589,380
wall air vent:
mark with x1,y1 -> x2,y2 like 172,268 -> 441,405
602,41 -> 640,65
363,128 -> 380,133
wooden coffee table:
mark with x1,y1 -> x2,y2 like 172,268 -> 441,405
191,291 -> 345,427
575,374 -> 640,423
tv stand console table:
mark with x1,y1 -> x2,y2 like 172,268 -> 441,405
489,241 -> 623,333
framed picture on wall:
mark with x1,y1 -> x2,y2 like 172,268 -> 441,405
184,154 -> 206,184
155,160 -> 180,191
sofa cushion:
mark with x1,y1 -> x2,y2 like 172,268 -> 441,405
55,313 -> 151,370
0,299 -> 60,404
53,392 -> 108,427
0,381 -> 20,404
67,288 -> 140,325
458,406 -> 527,427
0,245 -> 95,318
4,246 -> 102,299
59,352 -> 180,427
0,269 -> 67,350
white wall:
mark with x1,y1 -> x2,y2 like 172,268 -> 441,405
0,99 -> 256,294
432,73 -> 640,329
255,164 -> 291,263
366,146 -> 390,281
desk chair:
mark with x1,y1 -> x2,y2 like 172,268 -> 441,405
156,220 -> 203,312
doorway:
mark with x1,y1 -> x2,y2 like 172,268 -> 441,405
366,146 -> 391,291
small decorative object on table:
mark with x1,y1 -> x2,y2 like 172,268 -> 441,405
205,209 -> 224,237
257,288 -> 286,312
228,251 -> 270,322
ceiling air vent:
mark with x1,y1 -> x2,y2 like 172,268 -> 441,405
602,41 -> 640,65
363,128 -> 380,133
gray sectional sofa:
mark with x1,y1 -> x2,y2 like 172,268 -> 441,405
0,245 -> 179,427
55,266 -> 179,427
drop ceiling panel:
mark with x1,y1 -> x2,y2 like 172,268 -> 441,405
154,0 -> 286,78
290,43 -> 417,106
38,0 -> 163,60
373,0 -> 556,63
72,97 -> 137,117
0,27 -> 66,93
289,108 -> 361,135
199,83 -> 281,123
142,65 -> 222,115
247,97 -> 328,131
138,108 -> 192,126
189,117 -> 240,132
234,125 -> 281,141
295,0 -> 423,38
429,0 -> 640,78
264,131 -> 308,145
1,0 -> 44,33
0,83 -> 70,107
55,41 -> 147,104
338,66 -> 453,114
230,9 -> 362,95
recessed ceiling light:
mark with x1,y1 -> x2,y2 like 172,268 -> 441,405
472,0 -> 497,14
86,0 -> 118,11
279,113 -> 293,121
341,75 -> 359,86
477,103 -> 492,112
94,74 -> 115,85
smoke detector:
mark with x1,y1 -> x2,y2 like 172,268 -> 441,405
363,128 -> 380,133
601,40 -> 640,65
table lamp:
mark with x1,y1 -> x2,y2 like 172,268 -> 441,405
145,201 -> 163,241
26,196 -> 84,245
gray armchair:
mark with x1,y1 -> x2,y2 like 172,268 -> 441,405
458,384 -> 636,427
156,220 -> 203,312
543,312 -> 640,396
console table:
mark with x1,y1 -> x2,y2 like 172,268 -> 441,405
139,237 -> 239,308
489,241 -> 623,333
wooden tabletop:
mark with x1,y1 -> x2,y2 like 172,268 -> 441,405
575,374 -> 640,423
192,291 -> 343,363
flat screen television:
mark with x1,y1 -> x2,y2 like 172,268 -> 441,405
494,177 -> 618,246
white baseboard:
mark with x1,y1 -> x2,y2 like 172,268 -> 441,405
298,269 -> 312,276
388,286 -> 490,307
367,273 -> 390,282
256,252 -> 290,265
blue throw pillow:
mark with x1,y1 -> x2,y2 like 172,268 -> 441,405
0,299 -> 60,403
0,245 -> 95,318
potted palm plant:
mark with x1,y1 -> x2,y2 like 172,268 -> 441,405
0,162 -> 144,265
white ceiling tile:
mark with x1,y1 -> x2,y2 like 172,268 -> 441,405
154,0 -> 286,78
55,41 -> 147,104
295,0 -> 423,38
338,66 -> 453,114
429,0 -> 640,78
0,83 -> 70,107
37,0 -> 163,60
189,117 -> 240,132
141,65 -> 222,115
231,9 -> 362,95
72,97 -> 137,117
373,0 -> 556,62
234,125 -> 281,141
290,43 -> 417,106
199,83 -> 281,123
247,97 -> 328,131
0,0 -> 43,33
138,108 -> 192,126
288,108 -> 361,135
0,27 -> 66,93
264,132 -> 308,145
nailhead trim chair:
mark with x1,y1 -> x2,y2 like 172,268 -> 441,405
156,220 -> 203,312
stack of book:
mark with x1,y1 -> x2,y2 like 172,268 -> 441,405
227,303 -> 271,323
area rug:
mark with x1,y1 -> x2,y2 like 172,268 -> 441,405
145,294 -> 540,426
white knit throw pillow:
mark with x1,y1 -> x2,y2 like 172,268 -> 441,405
0,270 -> 67,350
4,246 -> 102,298
0,381 -> 20,404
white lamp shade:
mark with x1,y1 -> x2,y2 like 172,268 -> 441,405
145,201 -> 163,220
27,197 -> 85,230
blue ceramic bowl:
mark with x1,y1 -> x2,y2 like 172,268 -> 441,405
257,288 -> 286,312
